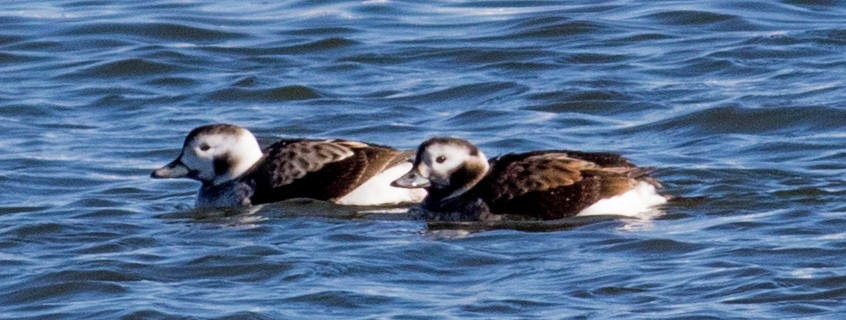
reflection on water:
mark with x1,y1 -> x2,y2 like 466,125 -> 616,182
1,0 -> 845,318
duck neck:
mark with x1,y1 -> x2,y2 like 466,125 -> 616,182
427,159 -> 490,206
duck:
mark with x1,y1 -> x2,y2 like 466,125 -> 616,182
390,137 -> 667,221
151,124 -> 426,208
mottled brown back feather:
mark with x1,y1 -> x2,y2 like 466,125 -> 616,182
245,139 -> 408,205
468,150 -> 659,219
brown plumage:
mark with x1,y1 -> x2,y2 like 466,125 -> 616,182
392,137 -> 666,221
248,139 -> 413,205
151,124 -> 425,208
480,151 -> 659,220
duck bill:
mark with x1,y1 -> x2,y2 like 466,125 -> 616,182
151,158 -> 190,179
391,170 -> 431,188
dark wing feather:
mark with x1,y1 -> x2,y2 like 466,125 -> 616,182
482,151 -> 654,219
518,149 -> 636,168
488,153 -> 593,203
344,147 -> 413,189
247,139 -> 407,204
261,139 -> 356,187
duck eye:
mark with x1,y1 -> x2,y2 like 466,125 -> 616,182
199,144 -> 211,152
436,155 -> 446,164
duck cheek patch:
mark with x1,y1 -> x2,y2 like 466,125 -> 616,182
213,155 -> 233,176
449,161 -> 486,187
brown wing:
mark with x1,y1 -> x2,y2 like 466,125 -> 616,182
344,147 -> 413,187
248,139 -> 408,204
262,139 -> 356,187
483,151 -> 652,219
518,149 -> 636,168
489,153 -> 596,203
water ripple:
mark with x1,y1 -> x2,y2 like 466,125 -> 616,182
2,0 -> 846,318
57,22 -> 249,42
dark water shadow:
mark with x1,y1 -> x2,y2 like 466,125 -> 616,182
153,198 -> 681,233
426,215 -> 628,233
153,198 -> 417,226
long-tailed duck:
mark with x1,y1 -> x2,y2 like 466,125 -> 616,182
151,124 -> 426,208
391,137 -> 667,221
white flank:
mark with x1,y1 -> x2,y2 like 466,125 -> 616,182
335,162 -> 428,205
576,181 -> 667,218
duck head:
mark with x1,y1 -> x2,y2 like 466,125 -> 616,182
392,137 -> 489,200
151,124 -> 264,186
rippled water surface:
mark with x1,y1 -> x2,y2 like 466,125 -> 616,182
2,0 -> 846,318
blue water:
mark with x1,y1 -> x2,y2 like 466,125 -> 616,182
2,0 -> 846,318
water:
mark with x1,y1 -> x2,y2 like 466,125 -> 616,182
1,0 -> 845,318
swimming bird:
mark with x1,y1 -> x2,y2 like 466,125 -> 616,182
391,137 -> 667,221
151,124 -> 426,208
